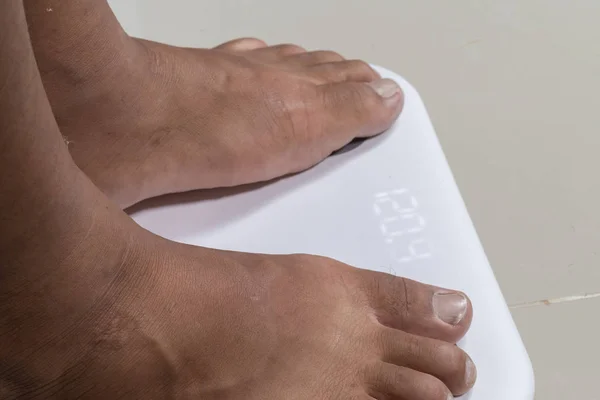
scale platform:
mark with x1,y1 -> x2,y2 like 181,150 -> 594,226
129,68 -> 535,399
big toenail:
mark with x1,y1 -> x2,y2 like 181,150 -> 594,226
368,79 -> 401,98
432,292 -> 468,325
465,356 -> 477,388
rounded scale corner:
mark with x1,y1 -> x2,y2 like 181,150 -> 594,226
500,347 -> 535,399
501,314 -> 536,399
521,355 -> 536,399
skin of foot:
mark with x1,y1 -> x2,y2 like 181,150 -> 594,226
0,2 -> 478,399
1,50 -> 478,396
3,206 -> 477,399
25,0 -> 405,208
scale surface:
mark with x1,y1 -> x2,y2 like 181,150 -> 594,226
129,67 -> 534,399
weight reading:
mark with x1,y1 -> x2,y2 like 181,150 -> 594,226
373,189 -> 432,263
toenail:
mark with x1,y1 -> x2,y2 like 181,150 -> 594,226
368,79 -> 401,99
465,356 -> 477,388
432,292 -> 468,325
447,392 -> 454,400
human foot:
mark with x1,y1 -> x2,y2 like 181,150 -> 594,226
27,2 -> 403,207
2,206 -> 476,399
5,3 -> 476,398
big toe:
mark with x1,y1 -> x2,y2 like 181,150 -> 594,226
314,79 -> 404,152
358,270 -> 473,343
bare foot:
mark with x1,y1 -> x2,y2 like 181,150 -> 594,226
1,197 -> 476,399
4,3 -> 476,398
29,4 -> 403,207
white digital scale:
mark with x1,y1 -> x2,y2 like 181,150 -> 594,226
129,66 -> 535,399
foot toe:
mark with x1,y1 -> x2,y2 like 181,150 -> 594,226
368,362 -> 454,400
359,270 -> 473,343
288,50 -> 346,66
314,79 -> 404,152
214,37 -> 268,52
260,43 -> 308,58
377,328 -> 477,396
308,60 -> 381,83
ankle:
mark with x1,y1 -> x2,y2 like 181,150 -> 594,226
0,160 -> 148,323
0,173 -> 154,377
0,225 -> 158,399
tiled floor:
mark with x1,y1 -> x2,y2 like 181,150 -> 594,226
111,1 -> 600,398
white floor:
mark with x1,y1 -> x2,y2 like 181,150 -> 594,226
113,1 -> 600,398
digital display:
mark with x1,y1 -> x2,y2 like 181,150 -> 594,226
373,189 -> 433,263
